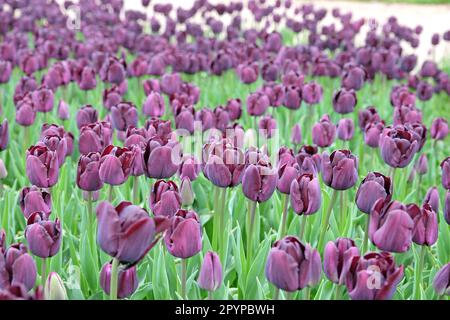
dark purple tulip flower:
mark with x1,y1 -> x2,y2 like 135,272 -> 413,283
247,91 -> 270,116
150,180 -> 181,218
295,145 -> 322,176
442,157 -> 450,190
364,121 -> 384,148
277,161 -> 299,195
236,62 -> 259,84
358,106 -> 381,130
15,95 -> 37,127
76,105 -> 98,129
355,172 -> 392,214
290,173 -> 321,215
342,66 -> 366,91
99,145 -> 134,186
164,209 -> 202,259
25,212 -> 61,258
103,86 -> 122,111
179,155 -> 200,181
242,158 -> 277,203
143,92 -> 165,118
0,60 -> 12,83
110,102 -> 138,132
445,191 -> 450,225
302,81 -> 323,105
337,118 -> 354,141
258,115 -> 277,138
79,122 -> 113,155
77,152 -> 103,192
416,81 -> 433,102
202,139 -> 245,188
31,87 -> 54,113
332,88 -> 357,114
323,238 -> 360,285
407,203 -> 438,246
57,100 -> 70,121
19,186 -> 52,220
77,66 -> 97,91
265,236 -> 321,292
379,125 -> 418,168
96,201 -> 169,264
0,119 -> 9,151
291,124 -> 302,145
38,133 -> 67,168
393,105 -> 422,126
283,86 -> 302,110
430,118 -> 448,141
322,150 -> 358,190
423,186 -> 440,213
198,251 -> 223,292
100,57 -> 126,85
433,263 -> 450,297
40,124 -> 74,158
26,145 -> 59,188
369,198 -> 414,253
0,235 -> 37,291
312,114 -> 336,148
100,262 -> 138,299
144,136 -> 180,179
225,99 -> 242,121
161,73 -> 182,96
414,153 -> 428,175
143,79 -> 161,96
345,252 -> 404,300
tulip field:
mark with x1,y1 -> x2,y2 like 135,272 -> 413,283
0,0 -> 450,301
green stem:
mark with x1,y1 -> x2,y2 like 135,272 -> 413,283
318,190 -> 338,251
273,288 -> 280,300
299,215 -> 307,240
303,287 -> 311,300
132,176 -> 139,204
279,194 -> 289,237
413,245 -> 426,300
181,259 -> 187,300
247,200 -> 257,261
41,258 -> 47,285
87,191 -> 94,245
219,188 -> 227,253
339,190 -> 345,233
334,285 -> 343,300
110,258 -> 120,300
108,184 -> 114,203
207,291 -> 213,300
212,187 -> 221,250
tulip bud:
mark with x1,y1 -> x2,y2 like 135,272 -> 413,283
110,102 -> 139,132
369,198 -> 414,253
57,100 -> 70,121
164,209 -> 202,259
225,98 -> 242,121
26,145 -> 59,188
355,172 -> 392,214
290,174 -> 321,215
408,203 -> 438,246
423,186 -> 440,213
15,95 -> 37,127
337,118 -> 354,141
76,105 -> 98,129
31,87 -> 54,113
180,177 -> 194,207
179,156 -> 200,181
414,153 -> 428,176
44,272 -> 68,300
302,81 -> 323,105
445,191 -> 450,225
430,117 -> 449,141
247,91 -> 270,116
25,212 -> 61,258
150,180 -> 181,217
242,159 -> 277,203
295,145 -> 322,176
198,251 -> 223,292
100,262 -> 138,299
19,186 -> 51,219
161,73 -> 182,95
0,159 -> 6,180
258,115 -> 277,139
99,145 -> 134,186
323,238 -> 360,285
143,92 -> 165,118
433,263 -> 450,296
0,119 -> 9,151
291,124 -> 302,145
283,86 -> 302,110
312,115 -> 336,147
0,241 -> 37,291
441,157 -> 450,190
332,88 -> 357,114
265,236 -> 321,292
77,152 -> 103,191
380,125 -> 418,168
144,137 -> 180,179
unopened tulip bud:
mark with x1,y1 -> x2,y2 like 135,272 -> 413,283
180,177 -> 194,207
198,251 -> 223,292
44,272 -> 68,300
0,159 -> 6,179
433,263 -> 450,296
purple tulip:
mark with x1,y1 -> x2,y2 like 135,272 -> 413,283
380,125 -> 418,168
369,198 -> 414,253
160,73 -> 181,96
26,145 -> 59,188
302,81 -> 323,105
31,87 -> 54,113
265,236 -> 321,292
290,173 -> 321,215
423,186 -> 440,213
102,86 -> 122,111
79,122 -> 113,155
0,236 -> 37,291
242,156 -> 277,203
99,145 -> 134,186
364,121 -> 384,148
283,85 -> 302,110
110,102 -> 138,132
143,92 -> 165,118
40,124 -> 74,157
143,79 -> 161,96
345,252 -> 404,300
179,155 -> 200,181
236,62 -> 258,84
445,191 -> 450,225
342,66 -> 366,91
277,161 -> 299,195
198,251 -> 223,292
322,150 -> 358,191
0,60 -> 12,83
76,66 -> 97,91
0,119 -> 9,151
312,115 -> 336,147
225,99 -> 242,121
442,157 -> 450,190
358,106 -> 381,130
57,100 -> 70,121
291,124 -> 302,145
258,115 -> 277,139
149,180 -> 181,218
407,203 -> 438,246
77,152 -> 103,192
323,238 -> 360,285
144,136 -> 180,179
15,95 -> 36,127
247,91 -> 270,116
100,57 -> 126,85
96,201 -> 169,263
76,105 -> 98,129
433,263 -> 450,296
430,118 -> 448,141
355,172 -> 392,214
295,145 -> 322,176
25,212 -> 61,258
164,209 -> 202,259
337,118 -> 354,141
393,105 -> 422,126
332,88 -> 357,114
100,262 -> 138,299
19,186 -> 52,220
